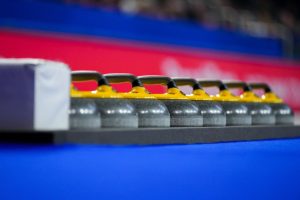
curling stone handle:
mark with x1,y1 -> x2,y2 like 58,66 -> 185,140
138,75 -> 177,89
104,73 -> 143,87
248,83 -> 272,93
198,80 -> 227,91
71,70 -> 109,86
172,78 -> 202,90
223,81 -> 252,92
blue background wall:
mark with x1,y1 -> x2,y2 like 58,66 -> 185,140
0,0 -> 283,57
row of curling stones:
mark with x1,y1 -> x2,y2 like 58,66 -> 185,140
70,72 -> 209,129
174,79 -> 251,126
195,80 -> 293,125
222,81 -> 275,125
249,83 -> 294,124
171,78 -> 226,126
197,80 -> 271,125
103,73 -> 170,127
137,75 -> 203,127
70,72 -> 205,128
70,71 -> 293,129
70,71 -> 138,129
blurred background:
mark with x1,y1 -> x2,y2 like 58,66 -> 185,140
0,0 -> 300,112
63,0 -> 300,57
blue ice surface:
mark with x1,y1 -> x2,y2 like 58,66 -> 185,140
1,138 -> 300,200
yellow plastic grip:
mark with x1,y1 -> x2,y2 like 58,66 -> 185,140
223,81 -> 262,102
71,70 -> 121,98
172,77 -> 211,100
137,75 -> 188,100
248,83 -> 283,103
197,80 -> 239,102
104,73 -> 155,99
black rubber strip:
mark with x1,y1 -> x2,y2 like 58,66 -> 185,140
0,125 -> 300,145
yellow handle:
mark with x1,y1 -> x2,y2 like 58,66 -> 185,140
198,80 -> 239,101
71,71 -> 121,98
223,81 -> 261,102
104,73 -> 155,99
137,75 -> 188,100
172,77 -> 211,100
248,83 -> 283,103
